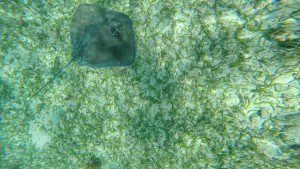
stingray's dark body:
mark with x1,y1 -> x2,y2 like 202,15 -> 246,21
70,4 -> 135,68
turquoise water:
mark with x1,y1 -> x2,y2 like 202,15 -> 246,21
1,1 -> 299,168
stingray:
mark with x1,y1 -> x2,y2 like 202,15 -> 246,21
25,4 -> 135,105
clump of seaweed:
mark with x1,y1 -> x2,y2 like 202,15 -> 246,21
260,1 -> 300,48
84,155 -> 102,169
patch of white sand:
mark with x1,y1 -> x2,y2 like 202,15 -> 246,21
29,122 -> 51,149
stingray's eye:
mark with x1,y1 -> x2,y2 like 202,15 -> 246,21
111,27 -> 120,36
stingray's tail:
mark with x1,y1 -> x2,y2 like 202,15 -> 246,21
24,57 -> 76,107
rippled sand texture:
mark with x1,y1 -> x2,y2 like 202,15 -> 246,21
0,0 -> 299,168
